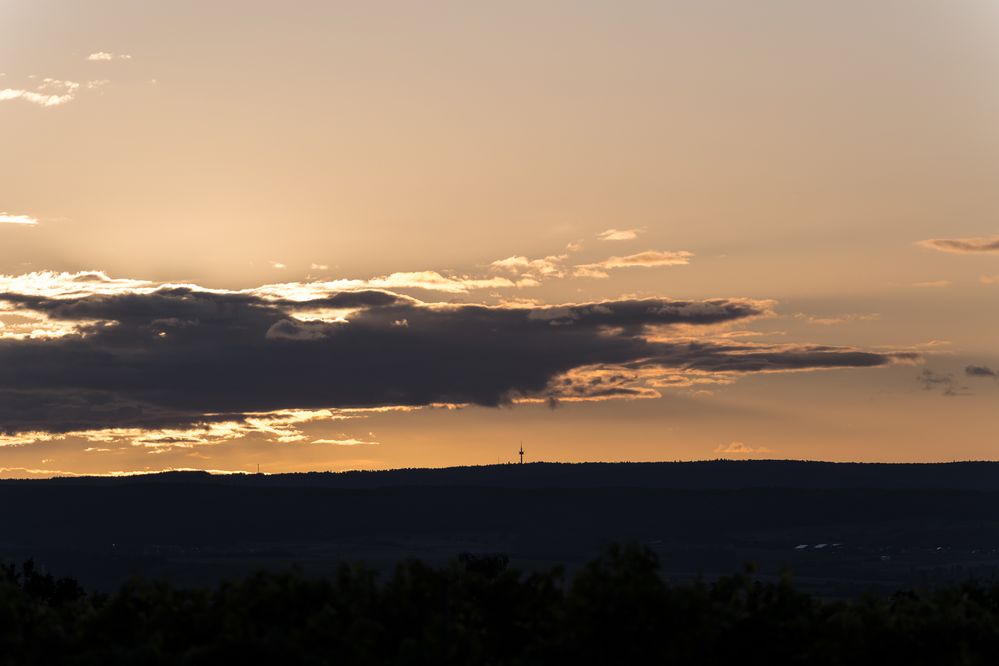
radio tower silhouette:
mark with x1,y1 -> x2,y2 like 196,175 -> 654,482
519,442 -> 524,465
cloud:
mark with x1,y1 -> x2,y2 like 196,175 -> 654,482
0,213 -> 38,226
574,250 -> 693,278
270,261 -> 287,270
491,249 -> 693,284
367,271 -> 527,292
0,79 -> 79,107
0,406 -> 382,450
489,254 -> 567,285
0,271 -> 156,300
87,52 -> 132,61
966,365 -> 997,378
595,250 -> 693,269
0,269 -> 523,311
0,275 -> 915,437
913,280 -> 951,288
715,441 -> 773,455
597,228 -> 644,241
918,237 -> 999,254
980,275 -> 999,285
916,369 -> 969,397
311,438 -> 376,446
794,312 -> 879,326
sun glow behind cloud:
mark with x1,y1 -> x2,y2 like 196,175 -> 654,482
0,264 -> 921,468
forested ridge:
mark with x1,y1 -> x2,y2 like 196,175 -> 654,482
4,546 -> 999,665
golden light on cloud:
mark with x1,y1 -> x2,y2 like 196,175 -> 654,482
574,250 -> 693,278
0,213 -> 39,225
918,237 -> 999,254
597,228 -> 644,241
715,441 -> 774,455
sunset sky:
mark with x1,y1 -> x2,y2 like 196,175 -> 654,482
2,1 -> 998,477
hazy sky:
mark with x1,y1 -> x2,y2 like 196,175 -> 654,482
2,1 -> 998,477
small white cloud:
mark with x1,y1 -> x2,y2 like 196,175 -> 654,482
87,52 -> 132,62
597,227 -> 644,241
0,79 -> 79,107
310,263 -> 329,271
0,213 -> 38,226
715,441 -> 774,455
270,261 -> 287,270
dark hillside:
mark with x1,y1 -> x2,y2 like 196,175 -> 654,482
5,461 -> 999,594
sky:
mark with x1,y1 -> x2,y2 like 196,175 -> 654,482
1,0 -> 998,477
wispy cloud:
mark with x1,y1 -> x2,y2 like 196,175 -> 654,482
913,280 -> 951,288
87,52 -> 132,61
980,275 -> 999,285
0,79 -> 79,107
597,227 -> 644,241
0,213 -> 38,226
794,312 -> 880,326
715,441 -> 774,455
918,236 -> 999,254
0,406 -> 382,450
574,250 -> 693,278
311,437 -> 377,446
966,365 -> 997,379
916,369 -> 969,396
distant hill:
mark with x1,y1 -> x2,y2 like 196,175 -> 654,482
5,460 -> 999,594
17,459 -> 999,490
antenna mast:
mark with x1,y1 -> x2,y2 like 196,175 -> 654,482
519,442 -> 524,465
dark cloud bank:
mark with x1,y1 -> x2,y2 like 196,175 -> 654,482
0,287 -> 917,434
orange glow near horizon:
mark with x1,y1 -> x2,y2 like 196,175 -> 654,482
2,1 -> 999,476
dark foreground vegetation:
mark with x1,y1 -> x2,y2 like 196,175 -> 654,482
5,547 -> 999,665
